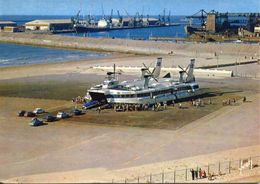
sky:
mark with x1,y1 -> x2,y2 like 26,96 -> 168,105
0,0 -> 259,16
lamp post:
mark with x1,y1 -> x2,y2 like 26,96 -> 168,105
216,52 -> 219,68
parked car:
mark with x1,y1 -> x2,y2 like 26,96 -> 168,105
18,110 -> 26,117
29,118 -> 43,126
56,112 -> 70,119
33,108 -> 45,114
72,109 -> 83,116
24,111 -> 36,117
45,115 -> 57,122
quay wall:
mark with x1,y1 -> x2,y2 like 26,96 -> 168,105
0,32 -> 259,57
93,66 -> 234,78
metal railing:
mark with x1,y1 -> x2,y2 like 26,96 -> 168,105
114,155 -> 260,183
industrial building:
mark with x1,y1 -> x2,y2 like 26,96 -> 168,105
206,12 -> 260,34
2,26 -> 19,33
186,10 -> 260,37
0,21 -> 17,30
254,26 -> 260,35
25,19 -> 72,31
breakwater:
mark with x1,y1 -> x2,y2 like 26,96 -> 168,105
0,32 -> 259,57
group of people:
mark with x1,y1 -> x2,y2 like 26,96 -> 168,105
113,102 -> 169,112
114,104 -> 151,112
190,98 -> 205,107
113,98 -> 211,112
222,98 -> 236,106
72,96 -> 86,103
190,168 -> 207,180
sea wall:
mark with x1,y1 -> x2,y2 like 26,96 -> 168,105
0,32 -> 259,57
93,66 -> 234,78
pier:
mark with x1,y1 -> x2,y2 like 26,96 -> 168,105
0,32 -> 259,57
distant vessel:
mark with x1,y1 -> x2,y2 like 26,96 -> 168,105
72,9 -> 178,33
84,58 -> 200,106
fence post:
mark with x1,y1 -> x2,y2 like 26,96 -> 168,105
162,171 -> 164,183
196,166 -> 199,180
239,159 -> 243,175
185,168 -> 188,181
207,164 -> 210,176
174,170 -> 176,183
250,157 -> 253,170
218,161 -> 221,175
125,178 -> 127,184
229,160 -> 231,174
137,176 -> 139,183
149,173 -> 152,183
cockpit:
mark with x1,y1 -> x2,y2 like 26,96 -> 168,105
102,79 -> 119,89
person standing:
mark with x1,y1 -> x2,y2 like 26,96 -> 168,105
194,169 -> 198,180
97,107 -> 101,114
163,103 -> 167,110
190,169 -> 195,180
202,170 -> 206,178
199,168 -> 202,179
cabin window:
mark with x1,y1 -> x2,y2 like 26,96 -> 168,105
177,86 -> 192,91
106,95 -> 113,98
137,93 -> 150,97
192,84 -> 199,89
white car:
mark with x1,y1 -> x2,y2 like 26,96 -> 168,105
33,108 -> 45,114
56,112 -> 70,119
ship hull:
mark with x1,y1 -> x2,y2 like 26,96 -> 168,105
88,83 -> 200,105
74,24 -> 178,33
185,25 -> 205,34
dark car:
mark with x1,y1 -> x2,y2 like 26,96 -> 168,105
29,118 -> 43,126
18,110 -> 26,117
24,111 -> 36,117
72,109 -> 83,116
45,115 -> 57,122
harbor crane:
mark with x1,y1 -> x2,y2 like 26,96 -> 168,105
186,9 -> 208,27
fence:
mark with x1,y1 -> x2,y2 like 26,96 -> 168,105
114,155 -> 260,183
235,73 -> 260,79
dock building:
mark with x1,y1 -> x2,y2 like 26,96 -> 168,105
0,21 -> 17,32
25,19 -> 72,31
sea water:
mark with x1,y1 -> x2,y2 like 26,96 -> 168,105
0,15 -> 190,39
0,15 -> 191,68
0,43 -> 109,67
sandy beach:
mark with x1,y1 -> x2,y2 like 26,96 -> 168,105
0,41 -> 259,183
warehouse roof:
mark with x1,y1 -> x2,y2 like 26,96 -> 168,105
25,19 -> 72,26
0,21 -> 16,25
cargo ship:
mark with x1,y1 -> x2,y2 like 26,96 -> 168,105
71,10 -> 178,33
